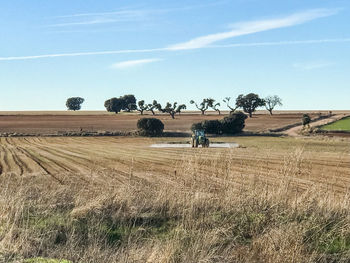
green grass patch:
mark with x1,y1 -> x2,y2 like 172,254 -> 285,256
321,117 -> 350,131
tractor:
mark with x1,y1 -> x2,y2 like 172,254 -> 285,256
191,129 -> 210,148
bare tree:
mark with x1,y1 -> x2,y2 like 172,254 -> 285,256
211,101 -> 221,115
223,97 -> 238,114
264,95 -> 282,115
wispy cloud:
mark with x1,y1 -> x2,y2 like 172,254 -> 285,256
293,61 -> 334,70
1,38 -> 348,61
167,8 -> 339,50
0,9 -> 344,62
111,58 -> 162,69
210,38 -> 350,48
48,2 -> 229,27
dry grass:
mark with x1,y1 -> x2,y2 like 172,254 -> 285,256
0,136 -> 350,262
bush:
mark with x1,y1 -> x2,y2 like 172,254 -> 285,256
302,114 -> 311,126
191,112 -> 247,135
201,120 -> 222,134
191,122 -> 203,132
137,118 -> 164,136
221,112 -> 247,134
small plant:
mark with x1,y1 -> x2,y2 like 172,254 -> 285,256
302,114 -> 311,126
137,118 -> 164,136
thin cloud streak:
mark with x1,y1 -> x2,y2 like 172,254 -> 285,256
50,2 -> 229,27
111,58 -> 162,69
56,1 -> 229,18
0,48 -> 166,61
210,38 -> 350,48
0,38 -> 349,61
293,61 -> 334,70
167,8 -> 339,50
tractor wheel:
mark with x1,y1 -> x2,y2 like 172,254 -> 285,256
191,138 -> 195,148
194,139 -> 199,148
205,139 -> 210,148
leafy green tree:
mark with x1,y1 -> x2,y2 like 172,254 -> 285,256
236,93 -> 265,118
223,97 -> 238,114
137,100 -> 149,115
265,95 -> 283,115
121,95 -> 137,112
66,97 -> 85,111
190,98 -> 214,115
104,98 -> 123,114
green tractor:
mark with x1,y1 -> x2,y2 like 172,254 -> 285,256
191,130 -> 210,148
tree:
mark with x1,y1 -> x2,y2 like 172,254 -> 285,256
66,97 -> 85,111
121,95 -> 137,112
176,104 -> 187,115
163,102 -> 178,119
137,100 -> 149,115
265,95 -> 282,115
236,93 -> 265,118
190,98 -> 214,115
211,101 -> 221,115
148,100 -> 161,115
104,97 -> 123,114
137,118 -> 164,136
302,114 -> 311,127
223,97 -> 238,114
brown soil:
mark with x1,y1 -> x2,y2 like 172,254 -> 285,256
0,111 -> 324,135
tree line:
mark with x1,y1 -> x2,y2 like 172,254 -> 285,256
66,93 -> 282,118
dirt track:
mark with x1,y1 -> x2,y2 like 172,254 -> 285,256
283,114 -> 349,136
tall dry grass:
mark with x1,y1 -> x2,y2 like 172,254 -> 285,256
1,148 -> 350,262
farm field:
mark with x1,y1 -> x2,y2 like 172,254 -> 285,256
0,111 -> 337,135
0,136 -> 349,190
321,117 -> 350,132
1,135 -> 350,262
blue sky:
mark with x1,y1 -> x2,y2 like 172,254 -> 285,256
0,0 -> 349,110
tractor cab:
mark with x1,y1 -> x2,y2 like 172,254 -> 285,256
191,129 -> 210,148
194,130 -> 205,137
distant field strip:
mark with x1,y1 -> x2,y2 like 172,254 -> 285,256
321,117 -> 350,131
0,136 -> 349,194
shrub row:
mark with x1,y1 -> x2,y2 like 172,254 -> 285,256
191,112 -> 247,134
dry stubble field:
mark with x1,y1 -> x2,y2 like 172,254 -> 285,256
1,113 -> 350,262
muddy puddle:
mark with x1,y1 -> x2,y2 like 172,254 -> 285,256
150,143 -> 239,148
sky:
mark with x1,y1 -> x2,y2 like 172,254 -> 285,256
0,0 -> 349,111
